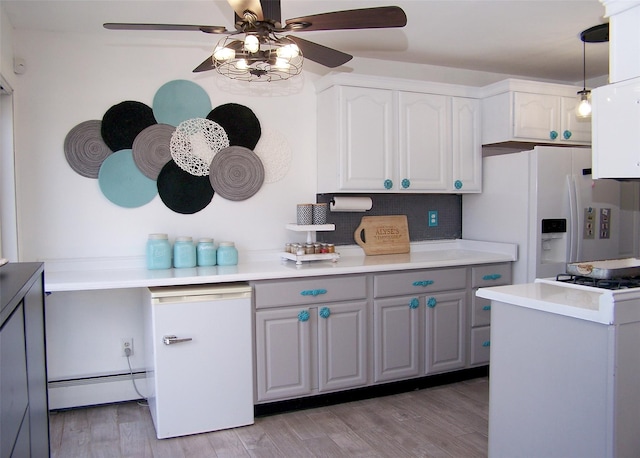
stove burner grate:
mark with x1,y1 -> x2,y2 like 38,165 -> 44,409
556,273 -> 640,290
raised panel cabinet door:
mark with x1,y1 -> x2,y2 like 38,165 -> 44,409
339,86 -> 395,190
255,307 -> 312,402
451,97 -> 482,192
398,91 -> 450,191
560,96 -> 591,144
373,296 -> 420,382
514,92 -> 559,141
317,300 -> 368,392
424,291 -> 466,374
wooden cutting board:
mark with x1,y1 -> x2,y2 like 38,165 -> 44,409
354,215 -> 410,255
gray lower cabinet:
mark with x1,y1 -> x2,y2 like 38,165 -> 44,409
373,268 -> 467,383
0,263 -> 49,458
469,263 -> 512,366
254,275 -> 368,403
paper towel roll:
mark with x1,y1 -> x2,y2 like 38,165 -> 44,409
330,196 -> 373,212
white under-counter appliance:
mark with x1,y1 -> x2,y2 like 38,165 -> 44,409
478,264 -> 640,458
144,283 -> 253,439
463,146 -> 638,284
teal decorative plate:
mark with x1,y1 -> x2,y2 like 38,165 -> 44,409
153,80 -> 212,127
98,149 -> 157,208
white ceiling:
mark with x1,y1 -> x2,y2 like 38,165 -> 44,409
1,0 -> 610,83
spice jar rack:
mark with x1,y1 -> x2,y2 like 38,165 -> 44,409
280,223 -> 340,266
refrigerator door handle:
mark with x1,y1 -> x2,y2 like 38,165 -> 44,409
567,174 -> 581,263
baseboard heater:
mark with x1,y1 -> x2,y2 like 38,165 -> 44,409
48,371 -> 146,410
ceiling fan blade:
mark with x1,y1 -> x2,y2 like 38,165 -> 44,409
227,0 -> 263,21
285,6 -> 407,32
287,35 -> 352,68
104,23 -> 227,34
193,55 -> 217,73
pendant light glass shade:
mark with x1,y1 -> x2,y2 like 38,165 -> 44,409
576,40 -> 592,119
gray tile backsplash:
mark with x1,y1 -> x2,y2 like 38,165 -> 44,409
316,193 -> 462,246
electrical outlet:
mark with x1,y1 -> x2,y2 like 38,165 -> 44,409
428,210 -> 438,227
121,338 -> 133,357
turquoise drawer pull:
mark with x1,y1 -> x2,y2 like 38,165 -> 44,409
549,130 -> 558,140
300,289 -> 327,297
412,280 -> 434,287
454,180 -> 463,190
427,297 -> 437,308
482,305 -> 491,311
298,310 -> 310,322
482,340 -> 491,347
401,178 -> 410,189
563,130 -> 572,140
409,298 -> 419,309
482,274 -> 502,281
319,307 -> 331,319
384,179 -> 393,189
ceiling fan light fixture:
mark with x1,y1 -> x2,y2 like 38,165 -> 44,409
214,33 -> 303,82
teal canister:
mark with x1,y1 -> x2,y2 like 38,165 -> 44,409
216,241 -> 238,266
173,236 -> 196,268
146,233 -> 172,270
196,238 -> 217,266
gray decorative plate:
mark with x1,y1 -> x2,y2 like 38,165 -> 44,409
209,146 -> 264,201
132,123 -> 175,180
64,120 -> 112,178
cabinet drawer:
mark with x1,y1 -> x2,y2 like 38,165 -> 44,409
470,326 -> 491,366
472,294 -> 492,328
254,275 -> 367,308
374,268 -> 466,298
471,263 -> 511,288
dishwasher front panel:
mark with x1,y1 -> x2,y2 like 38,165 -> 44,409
145,284 -> 253,439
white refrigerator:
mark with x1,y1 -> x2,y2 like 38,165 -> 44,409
463,146 -> 639,284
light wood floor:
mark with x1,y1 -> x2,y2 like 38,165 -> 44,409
49,377 -> 489,458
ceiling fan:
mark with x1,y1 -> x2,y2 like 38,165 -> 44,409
104,0 -> 407,81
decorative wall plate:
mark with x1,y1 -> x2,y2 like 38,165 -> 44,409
209,146 -> 264,201
64,120 -> 112,178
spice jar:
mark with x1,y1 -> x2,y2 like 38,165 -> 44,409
173,236 -> 196,268
196,238 -> 216,266
146,233 -> 172,270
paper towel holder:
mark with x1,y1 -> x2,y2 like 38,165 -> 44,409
329,196 -> 373,212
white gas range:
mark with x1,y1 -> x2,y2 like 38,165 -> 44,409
477,267 -> 640,458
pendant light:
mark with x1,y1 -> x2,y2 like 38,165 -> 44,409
576,24 -> 609,119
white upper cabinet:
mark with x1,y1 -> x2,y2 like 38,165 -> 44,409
481,79 -> 591,146
316,74 -> 482,194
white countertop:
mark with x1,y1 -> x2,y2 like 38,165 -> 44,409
476,278 -> 640,325
44,239 -> 516,292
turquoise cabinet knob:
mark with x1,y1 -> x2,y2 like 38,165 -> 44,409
319,307 -> 331,319
482,305 -> 491,311
384,179 -> 393,190
298,310 -> 310,322
482,340 -> 491,347
563,130 -> 572,140
409,298 -> 419,309
482,274 -> 502,281
401,178 -> 410,189
454,180 -> 463,190
427,297 -> 437,308
549,130 -> 558,140
300,289 -> 327,297
412,280 -> 434,287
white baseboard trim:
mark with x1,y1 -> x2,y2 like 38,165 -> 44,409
48,372 -> 147,410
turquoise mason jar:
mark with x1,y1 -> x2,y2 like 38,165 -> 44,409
146,233 -> 172,270
196,238 -> 217,266
216,241 -> 238,266
173,236 -> 196,268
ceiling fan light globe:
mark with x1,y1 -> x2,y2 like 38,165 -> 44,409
236,59 -> 250,70
276,43 -> 300,59
274,57 -> 291,69
213,46 -> 235,61
244,35 -> 260,53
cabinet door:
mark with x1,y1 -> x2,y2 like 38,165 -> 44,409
398,92 -> 450,191
317,300 -> 368,392
255,307 -> 312,402
451,97 -> 482,192
373,296 -> 420,382
560,96 -> 591,144
514,92 -> 559,142
338,86 -> 395,190
424,291 -> 466,374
